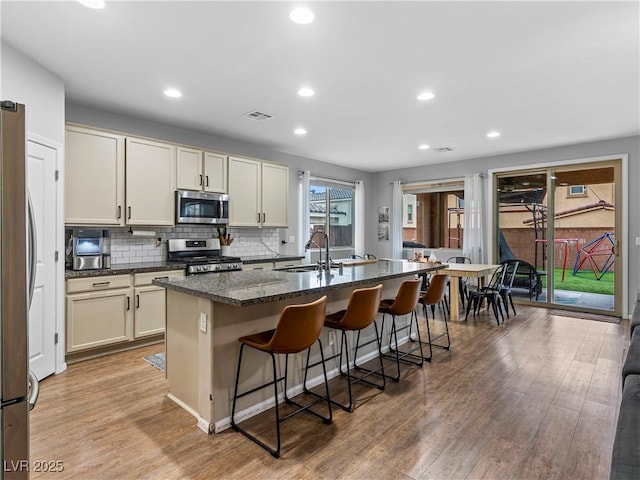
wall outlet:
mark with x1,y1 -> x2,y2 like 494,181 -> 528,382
199,312 -> 207,333
635,236 -> 640,246
289,235 -> 295,243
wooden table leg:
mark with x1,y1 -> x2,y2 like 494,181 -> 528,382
450,277 -> 460,321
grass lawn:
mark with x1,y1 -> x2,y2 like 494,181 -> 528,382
553,268 -> 614,295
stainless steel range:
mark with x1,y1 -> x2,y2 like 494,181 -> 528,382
168,238 -> 242,274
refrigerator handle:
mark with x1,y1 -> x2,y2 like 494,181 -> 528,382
28,370 -> 40,411
27,194 -> 38,308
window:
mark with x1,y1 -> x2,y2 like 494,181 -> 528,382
308,180 -> 354,250
568,185 -> 586,196
402,179 -> 465,249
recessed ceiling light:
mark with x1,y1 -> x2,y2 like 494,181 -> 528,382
290,8 -> 315,24
163,88 -> 182,98
487,131 -> 501,138
77,0 -> 105,9
294,128 -> 307,135
418,144 -> 430,150
417,91 -> 435,101
297,87 -> 315,97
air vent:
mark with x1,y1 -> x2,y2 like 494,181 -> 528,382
243,110 -> 273,121
434,147 -> 453,152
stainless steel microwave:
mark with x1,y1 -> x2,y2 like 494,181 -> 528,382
176,190 -> 229,224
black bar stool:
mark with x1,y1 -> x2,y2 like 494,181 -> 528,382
378,278 -> 424,381
230,295 -> 332,458
307,284 -> 384,412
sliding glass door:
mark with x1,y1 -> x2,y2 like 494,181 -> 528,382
494,160 -> 622,316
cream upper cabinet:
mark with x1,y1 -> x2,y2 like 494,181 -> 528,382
203,152 -> 227,193
176,146 -> 203,191
228,157 -> 288,228
125,137 -> 176,226
261,163 -> 288,227
228,157 -> 261,226
65,125 -> 125,225
176,147 -> 227,193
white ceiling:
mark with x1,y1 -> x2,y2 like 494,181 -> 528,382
2,1 -> 638,172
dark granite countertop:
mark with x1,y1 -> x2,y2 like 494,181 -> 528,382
153,260 -> 446,307
241,254 -> 304,265
65,261 -> 186,279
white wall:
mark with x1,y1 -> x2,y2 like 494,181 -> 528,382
1,42 -> 65,144
370,135 -> 640,315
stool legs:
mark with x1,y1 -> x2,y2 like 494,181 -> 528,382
231,340 -> 332,458
380,310 -> 426,382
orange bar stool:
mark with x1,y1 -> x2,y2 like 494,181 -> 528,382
308,284 -> 384,412
230,295 -> 332,458
378,278 -> 424,382
413,274 -> 451,356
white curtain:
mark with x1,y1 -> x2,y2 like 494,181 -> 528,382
298,170 -> 311,259
354,180 -> 365,256
391,180 -> 403,259
462,173 -> 486,263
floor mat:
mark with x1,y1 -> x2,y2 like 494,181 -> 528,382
549,309 -> 620,323
143,352 -> 165,372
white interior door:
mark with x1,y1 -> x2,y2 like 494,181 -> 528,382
27,140 -> 57,380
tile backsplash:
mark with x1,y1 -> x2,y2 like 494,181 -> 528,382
85,225 -> 281,265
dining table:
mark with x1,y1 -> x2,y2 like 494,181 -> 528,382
443,263 -> 500,321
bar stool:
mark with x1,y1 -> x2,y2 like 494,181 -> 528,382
230,295 -> 331,458
378,278 -> 424,382
308,284 -> 384,412
414,274 -> 450,354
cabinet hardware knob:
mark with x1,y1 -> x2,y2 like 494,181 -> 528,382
199,174 -> 203,186
128,206 -> 132,219
126,296 -> 130,311
117,206 -> 122,219
92,281 -> 111,287
262,213 -> 266,223
136,294 -> 140,308
206,175 -> 209,187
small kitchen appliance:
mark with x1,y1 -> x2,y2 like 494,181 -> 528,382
168,238 -> 242,274
69,228 -> 111,270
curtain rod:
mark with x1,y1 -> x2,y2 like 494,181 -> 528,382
298,170 -> 358,186
391,172 -> 487,185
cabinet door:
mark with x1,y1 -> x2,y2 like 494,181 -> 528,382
176,146 -> 204,191
261,163 -> 289,227
66,288 -> 132,352
134,286 -> 166,338
65,126 -> 125,225
228,156 -> 261,227
126,137 -> 176,225
203,152 -> 227,193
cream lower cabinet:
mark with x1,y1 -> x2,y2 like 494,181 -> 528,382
66,275 -> 133,353
133,270 -> 184,338
66,270 -> 184,354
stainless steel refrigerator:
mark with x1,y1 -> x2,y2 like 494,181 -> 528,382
1,101 -> 39,479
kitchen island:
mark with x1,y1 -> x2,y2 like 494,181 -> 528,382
153,260 -> 444,434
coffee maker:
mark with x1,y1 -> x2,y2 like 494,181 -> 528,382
67,228 -> 111,270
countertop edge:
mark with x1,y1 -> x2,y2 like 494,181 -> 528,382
154,263 -> 446,307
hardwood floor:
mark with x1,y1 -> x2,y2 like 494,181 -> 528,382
30,305 -> 627,479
